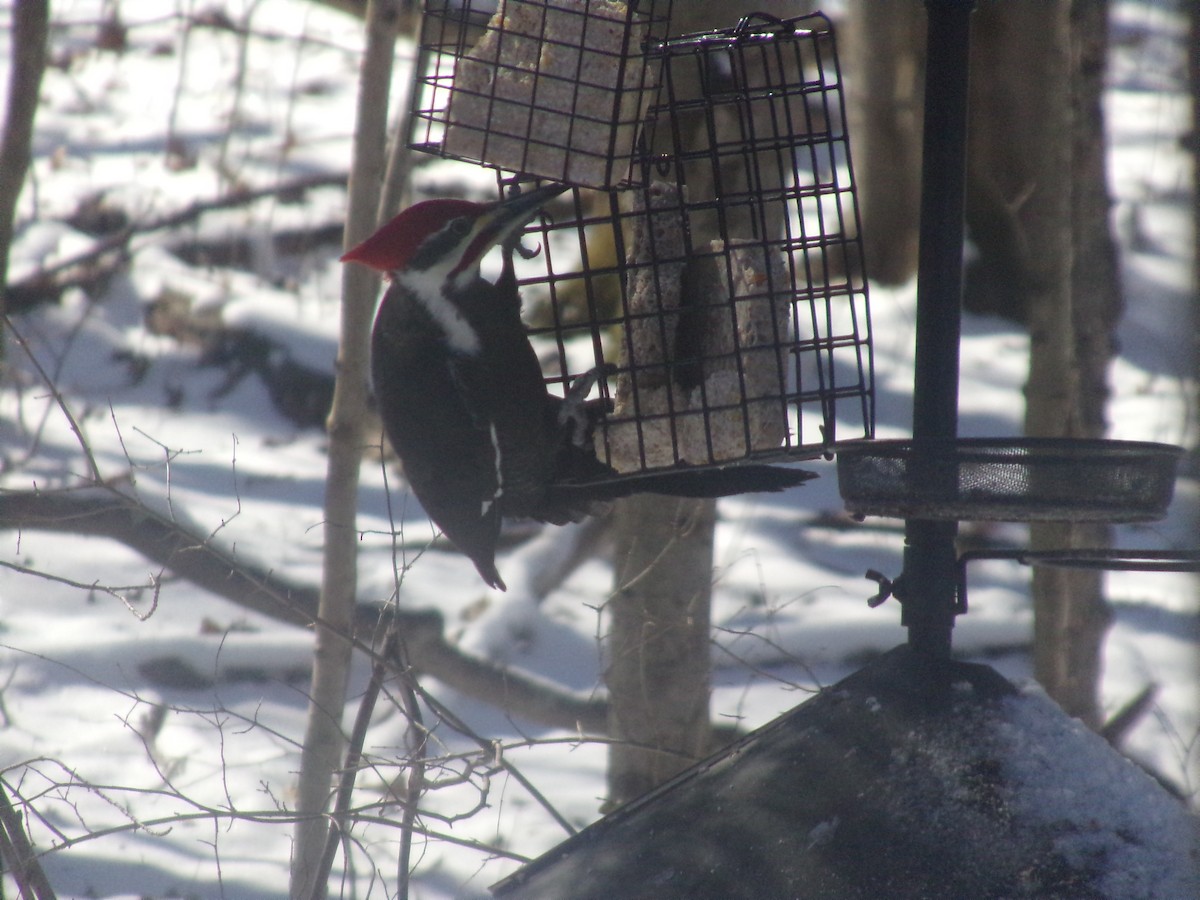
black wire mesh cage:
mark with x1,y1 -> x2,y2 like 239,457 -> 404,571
411,6 -> 873,475
413,0 -> 673,189
837,438 -> 1183,523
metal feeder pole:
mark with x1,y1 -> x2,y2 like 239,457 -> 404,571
902,0 -> 975,658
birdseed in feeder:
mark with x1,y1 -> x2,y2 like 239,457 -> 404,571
606,183 -> 791,470
443,0 -> 655,188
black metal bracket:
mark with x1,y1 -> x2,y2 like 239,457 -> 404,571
863,566 -> 967,615
866,548 -> 1197,621
863,569 -> 898,608
955,548 -> 1200,611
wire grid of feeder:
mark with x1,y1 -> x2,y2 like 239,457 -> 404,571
412,0 -> 673,189
411,7 -> 873,475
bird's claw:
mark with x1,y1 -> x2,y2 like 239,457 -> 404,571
513,238 -> 541,260
559,364 -> 616,447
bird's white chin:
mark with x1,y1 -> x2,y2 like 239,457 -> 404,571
396,266 -> 484,356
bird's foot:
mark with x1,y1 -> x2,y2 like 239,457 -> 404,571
512,237 -> 541,260
558,364 -> 616,447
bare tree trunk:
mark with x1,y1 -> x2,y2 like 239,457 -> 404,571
1188,0 -> 1200,797
1190,0 -> 1200,373
969,1 -> 1112,728
1049,0 -> 1122,728
1070,1 -> 1121,444
0,0 -> 50,342
603,1 -> 805,808
1022,2 -> 1123,732
290,2 -> 401,896
844,0 -> 924,285
606,496 -> 715,807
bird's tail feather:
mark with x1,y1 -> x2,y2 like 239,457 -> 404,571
544,464 -> 816,506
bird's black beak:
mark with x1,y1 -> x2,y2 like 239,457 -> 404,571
475,183 -> 570,259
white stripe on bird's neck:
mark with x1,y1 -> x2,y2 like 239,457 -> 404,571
396,263 -> 483,356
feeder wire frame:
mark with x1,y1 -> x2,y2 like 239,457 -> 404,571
406,8 -> 873,478
411,0 -> 673,189
955,548 -> 1200,612
510,12 -> 873,476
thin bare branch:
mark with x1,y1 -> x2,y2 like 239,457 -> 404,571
4,171 -> 346,312
0,776 -> 57,900
0,0 -> 49,329
312,620 -> 404,898
293,1 -> 410,891
5,315 -> 104,482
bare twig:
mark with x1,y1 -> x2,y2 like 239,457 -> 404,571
0,776 -> 57,900
215,0 -> 268,191
0,485 -> 610,731
1101,683 -> 1160,749
390,632 -> 428,898
5,314 -> 103,482
0,558 -> 161,621
377,42 -> 418,220
0,485 -> 322,628
2,761 -> 530,863
0,0 -> 50,329
310,617 -> 419,899
4,171 -> 347,312
399,673 -> 579,840
292,0 -> 406,892
377,440 -> 430,898
165,0 -> 196,166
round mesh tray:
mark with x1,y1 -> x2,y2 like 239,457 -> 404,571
837,438 -> 1183,523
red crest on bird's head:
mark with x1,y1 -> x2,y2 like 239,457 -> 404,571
340,198 -> 482,273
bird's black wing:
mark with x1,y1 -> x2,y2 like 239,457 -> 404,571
373,308 -> 507,588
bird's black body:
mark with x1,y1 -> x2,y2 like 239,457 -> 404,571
348,186 -> 814,590
371,263 -> 602,589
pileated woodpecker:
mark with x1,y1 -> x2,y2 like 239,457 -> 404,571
343,184 -> 814,590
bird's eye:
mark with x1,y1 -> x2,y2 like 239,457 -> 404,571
448,218 -> 472,239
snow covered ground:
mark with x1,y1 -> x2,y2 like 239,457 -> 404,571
0,1 -> 1194,897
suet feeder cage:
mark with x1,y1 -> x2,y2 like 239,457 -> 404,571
413,0 -> 673,189
412,7 -> 874,478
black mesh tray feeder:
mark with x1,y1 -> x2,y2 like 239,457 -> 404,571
838,437 -> 1183,523
410,7 -> 874,478
831,0 -> 1190,656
